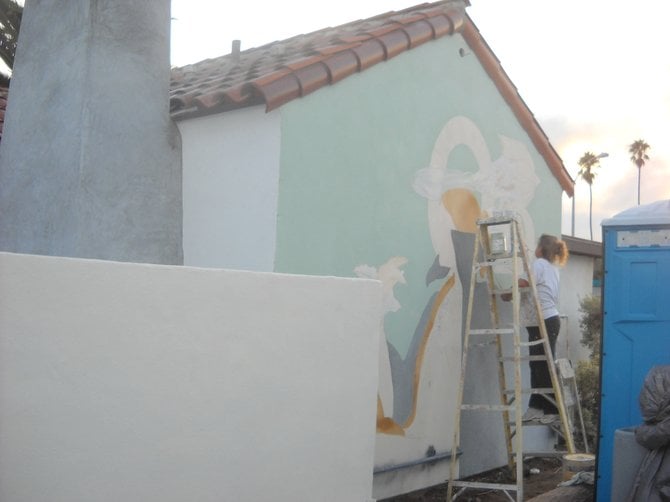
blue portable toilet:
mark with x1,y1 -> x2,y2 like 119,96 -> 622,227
596,200 -> 670,501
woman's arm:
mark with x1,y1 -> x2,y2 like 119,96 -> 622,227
501,278 -> 529,302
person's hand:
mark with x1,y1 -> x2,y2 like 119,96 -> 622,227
501,293 -> 512,302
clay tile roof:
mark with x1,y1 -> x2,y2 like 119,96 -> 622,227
169,0 -> 573,195
170,1 -> 466,118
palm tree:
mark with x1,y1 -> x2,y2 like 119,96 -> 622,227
578,151 -> 604,240
629,139 -> 650,205
0,0 -> 23,84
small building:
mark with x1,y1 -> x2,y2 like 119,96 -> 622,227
559,235 -> 602,364
169,1 -> 574,497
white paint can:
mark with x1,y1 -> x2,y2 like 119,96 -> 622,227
490,232 -> 507,254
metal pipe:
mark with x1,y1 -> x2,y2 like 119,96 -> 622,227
373,449 -> 461,475
571,184 -> 576,236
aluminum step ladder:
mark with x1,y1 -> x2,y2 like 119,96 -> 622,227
446,215 -> 575,501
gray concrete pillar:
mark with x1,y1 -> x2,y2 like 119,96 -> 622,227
0,0 -> 182,264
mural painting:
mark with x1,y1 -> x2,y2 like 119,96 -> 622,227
357,116 -> 540,436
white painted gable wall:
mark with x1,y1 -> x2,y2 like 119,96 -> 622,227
179,106 -> 281,271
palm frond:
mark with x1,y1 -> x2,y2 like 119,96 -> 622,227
629,139 -> 651,168
577,151 -> 602,186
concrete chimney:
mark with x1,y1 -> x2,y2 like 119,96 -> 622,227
0,0 -> 182,264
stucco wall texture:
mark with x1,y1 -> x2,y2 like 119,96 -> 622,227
0,1 -> 182,264
0,252 -> 382,502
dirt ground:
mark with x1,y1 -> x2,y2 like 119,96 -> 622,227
382,457 -> 594,501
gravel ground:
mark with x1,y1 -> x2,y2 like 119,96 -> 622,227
382,456 -> 594,501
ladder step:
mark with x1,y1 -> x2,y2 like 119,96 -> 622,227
500,355 -> 553,362
472,341 -> 498,349
521,339 -> 547,347
450,480 -> 518,492
461,404 -> 515,412
469,328 -> 514,336
521,450 -> 568,458
491,286 -> 531,295
476,256 -> 516,266
504,387 -> 554,396
476,216 -> 517,226
506,417 -> 564,427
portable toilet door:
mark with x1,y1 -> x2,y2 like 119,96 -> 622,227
596,200 -> 670,502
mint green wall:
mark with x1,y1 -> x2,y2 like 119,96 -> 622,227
276,35 -> 560,349
271,34 -> 564,489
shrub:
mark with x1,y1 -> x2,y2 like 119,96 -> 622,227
579,295 -> 601,362
574,294 -> 602,451
575,359 -> 600,450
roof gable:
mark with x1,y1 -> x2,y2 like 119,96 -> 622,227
169,1 -> 573,195
170,2 -> 466,118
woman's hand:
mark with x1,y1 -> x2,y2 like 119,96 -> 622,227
502,278 -> 529,302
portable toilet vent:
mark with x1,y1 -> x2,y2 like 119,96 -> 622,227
596,200 -> 670,501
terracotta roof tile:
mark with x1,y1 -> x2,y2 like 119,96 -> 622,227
170,1 -> 467,117
338,35 -> 371,44
403,20 -> 439,47
350,39 -> 386,71
249,74 -> 301,111
315,43 -> 361,56
322,50 -> 360,83
375,28 -> 412,59
427,11 -> 461,36
293,63 -> 331,95
366,21 -> 409,38
168,0 -> 573,195
284,55 -> 329,72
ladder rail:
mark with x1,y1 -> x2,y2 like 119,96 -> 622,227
509,222 -> 524,489
446,228 -> 483,501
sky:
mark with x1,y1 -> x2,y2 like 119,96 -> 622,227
170,0 -> 670,242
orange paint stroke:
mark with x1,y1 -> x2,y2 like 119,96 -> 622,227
442,189 -> 482,233
400,273 -> 456,429
376,395 -> 405,436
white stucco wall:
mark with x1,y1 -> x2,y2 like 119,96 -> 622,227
0,252 -> 381,502
178,106 -> 281,271
558,254 -> 594,363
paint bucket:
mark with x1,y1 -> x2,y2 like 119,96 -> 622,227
490,232 -> 507,254
562,453 -> 595,481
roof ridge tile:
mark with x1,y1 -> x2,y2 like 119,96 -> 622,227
169,2 -> 466,116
